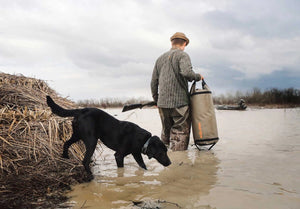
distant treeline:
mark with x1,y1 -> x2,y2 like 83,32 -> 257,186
77,87 -> 300,108
213,87 -> 300,106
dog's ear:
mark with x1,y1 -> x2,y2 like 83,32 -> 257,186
145,136 -> 165,159
146,140 -> 155,159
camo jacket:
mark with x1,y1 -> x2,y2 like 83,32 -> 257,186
151,48 -> 201,108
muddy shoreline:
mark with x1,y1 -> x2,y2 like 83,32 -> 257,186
0,161 -> 87,209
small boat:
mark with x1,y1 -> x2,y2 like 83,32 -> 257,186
216,99 -> 247,110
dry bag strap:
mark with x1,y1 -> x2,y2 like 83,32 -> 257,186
190,79 -> 210,95
202,79 -> 207,88
168,51 -> 190,97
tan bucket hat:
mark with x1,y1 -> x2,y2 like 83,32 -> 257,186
170,32 -> 189,45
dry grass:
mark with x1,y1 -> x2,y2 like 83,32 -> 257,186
0,73 -> 93,208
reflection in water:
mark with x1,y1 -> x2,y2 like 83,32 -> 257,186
68,148 -> 220,208
68,108 -> 300,209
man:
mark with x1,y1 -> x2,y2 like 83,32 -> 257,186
151,32 -> 203,151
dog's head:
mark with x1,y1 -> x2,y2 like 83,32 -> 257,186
143,136 -> 171,167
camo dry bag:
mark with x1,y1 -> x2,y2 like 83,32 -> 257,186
190,80 -> 219,150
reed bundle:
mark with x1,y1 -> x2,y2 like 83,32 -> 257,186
0,73 -> 75,110
0,73 -> 91,208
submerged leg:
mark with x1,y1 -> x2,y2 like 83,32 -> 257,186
82,138 -> 97,176
158,108 -> 172,146
169,106 -> 191,151
132,153 -> 147,170
114,152 -> 125,168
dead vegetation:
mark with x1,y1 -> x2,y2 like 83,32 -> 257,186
0,73 -> 90,208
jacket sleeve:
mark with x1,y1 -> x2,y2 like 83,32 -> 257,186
178,52 -> 201,82
150,61 -> 159,102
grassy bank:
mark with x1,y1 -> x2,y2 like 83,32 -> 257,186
0,73 -> 93,208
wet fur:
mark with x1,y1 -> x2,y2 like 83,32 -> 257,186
46,96 -> 171,179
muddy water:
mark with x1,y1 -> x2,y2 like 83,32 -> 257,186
68,108 -> 300,209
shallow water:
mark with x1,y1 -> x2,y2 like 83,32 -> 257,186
68,108 -> 300,209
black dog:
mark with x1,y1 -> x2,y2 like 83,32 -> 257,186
46,96 -> 171,178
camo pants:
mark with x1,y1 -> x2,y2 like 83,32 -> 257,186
158,105 -> 191,151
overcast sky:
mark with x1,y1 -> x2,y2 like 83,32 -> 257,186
1,0 -> 299,101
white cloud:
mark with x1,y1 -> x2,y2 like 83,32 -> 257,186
0,0 -> 299,100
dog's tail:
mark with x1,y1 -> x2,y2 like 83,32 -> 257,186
46,96 -> 80,117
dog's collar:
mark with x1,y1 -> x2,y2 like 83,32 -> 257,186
142,137 -> 152,154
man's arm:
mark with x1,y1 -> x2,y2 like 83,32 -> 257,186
150,62 -> 159,102
178,52 -> 202,82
